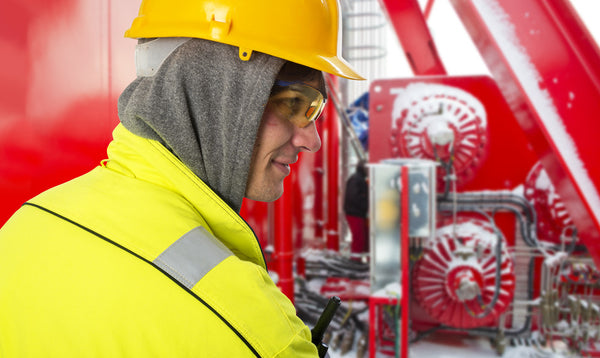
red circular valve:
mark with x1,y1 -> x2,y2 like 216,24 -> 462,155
524,161 -> 574,243
389,83 -> 488,189
412,217 -> 515,329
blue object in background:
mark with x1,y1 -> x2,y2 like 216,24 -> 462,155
345,92 -> 370,151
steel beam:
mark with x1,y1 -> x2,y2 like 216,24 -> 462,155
379,0 -> 447,75
451,0 -> 600,262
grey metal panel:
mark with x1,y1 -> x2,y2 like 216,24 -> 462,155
369,159 -> 436,293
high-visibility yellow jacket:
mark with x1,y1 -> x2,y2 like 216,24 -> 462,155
0,124 -> 318,358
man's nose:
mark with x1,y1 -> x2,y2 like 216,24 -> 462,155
292,122 -> 322,153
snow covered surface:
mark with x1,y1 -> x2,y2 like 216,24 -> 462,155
471,0 -> 600,229
390,82 -> 487,131
328,333 -> 572,358
371,282 -> 401,298
408,335 -> 570,358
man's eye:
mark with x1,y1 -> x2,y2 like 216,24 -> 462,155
274,96 -> 304,116
282,97 -> 302,109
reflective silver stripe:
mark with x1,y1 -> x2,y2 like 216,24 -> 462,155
153,226 -> 233,289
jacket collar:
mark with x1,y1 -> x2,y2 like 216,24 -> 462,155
105,124 -> 266,269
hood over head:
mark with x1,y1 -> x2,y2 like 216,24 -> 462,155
118,38 -> 285,212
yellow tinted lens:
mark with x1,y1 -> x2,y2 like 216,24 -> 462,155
269,84 -> 325,128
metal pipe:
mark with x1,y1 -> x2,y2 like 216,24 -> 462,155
461,210 -> 504,319
438,191 -> 538,248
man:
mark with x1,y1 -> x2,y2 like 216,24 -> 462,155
0,0 -> 363,357
344,160 -> 370,255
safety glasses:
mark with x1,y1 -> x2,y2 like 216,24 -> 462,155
268,80 -> 326,128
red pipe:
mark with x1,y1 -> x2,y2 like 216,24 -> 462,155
325,75 -> 340,251
314,121 -> 325,245
368,297 -> 376,358
274,173 -> 295,302
400,166 -> 410,358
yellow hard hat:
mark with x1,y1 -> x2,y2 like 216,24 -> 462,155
125,0 -> 365,80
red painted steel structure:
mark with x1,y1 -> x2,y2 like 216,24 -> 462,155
0,0 -> 139,226
450,0 -> 600,264
369,76 -> 539,192
379,0 -> 447,76
368,295 -> 400,357
367,0 -> 600,353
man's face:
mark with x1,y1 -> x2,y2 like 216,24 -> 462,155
245,78 -> 322,202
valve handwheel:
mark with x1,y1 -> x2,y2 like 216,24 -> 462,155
389,83 -> 488,189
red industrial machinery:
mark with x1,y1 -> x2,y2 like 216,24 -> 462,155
2,0 -> 600,357
360,0 -> 600,357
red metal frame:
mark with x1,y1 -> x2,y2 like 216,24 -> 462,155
368,295 -> 400,358
369,76 -> 539,193
379,0 -> 446,75
450,0 -> 600,264
400,166 -> 409,358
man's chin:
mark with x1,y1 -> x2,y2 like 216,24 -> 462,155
244,186 -> 284,202
262,190 -> 284,203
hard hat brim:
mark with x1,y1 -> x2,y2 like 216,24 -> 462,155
315,55 -> 365,81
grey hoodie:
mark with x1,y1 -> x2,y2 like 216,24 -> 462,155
117,39 -> 285,212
